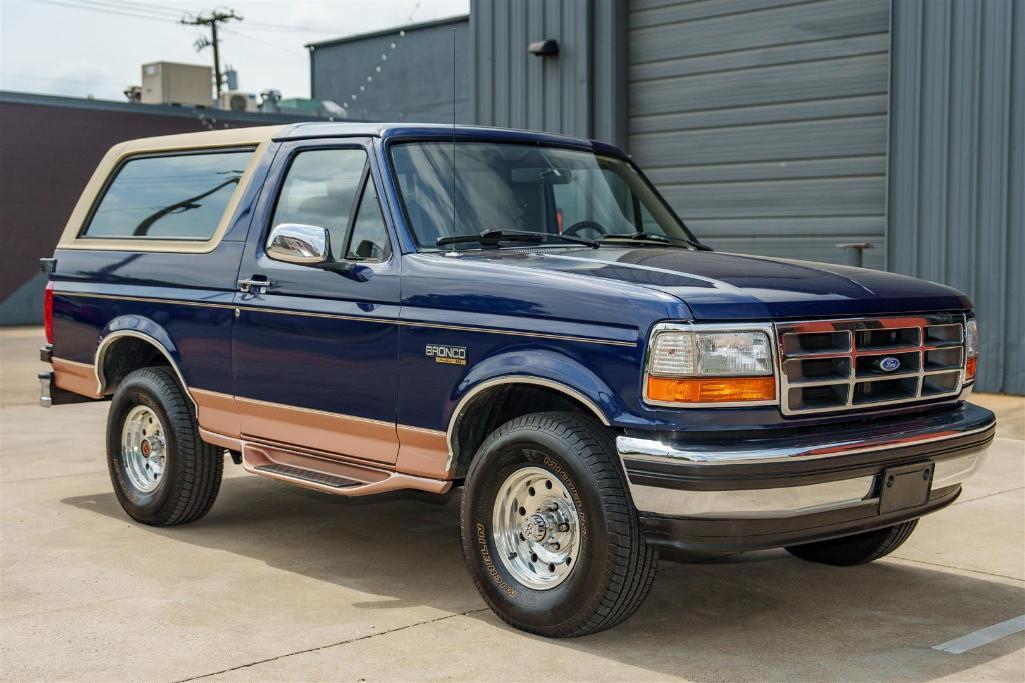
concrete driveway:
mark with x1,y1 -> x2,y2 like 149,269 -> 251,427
2,326 -> 1023,681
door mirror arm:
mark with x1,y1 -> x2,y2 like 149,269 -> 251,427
317,260 -> 354,274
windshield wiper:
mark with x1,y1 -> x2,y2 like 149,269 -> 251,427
603,231 -> 712,251
437,229 -> 599,249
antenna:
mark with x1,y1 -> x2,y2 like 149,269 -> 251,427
448,26 -> 457,255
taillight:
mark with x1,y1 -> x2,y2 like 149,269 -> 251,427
44,282 -> 54,345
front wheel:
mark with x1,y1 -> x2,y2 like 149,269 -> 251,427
459,412 -> 657,637
785,520 -> 919,566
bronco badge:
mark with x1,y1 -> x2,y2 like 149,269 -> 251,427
426,344 -> 467,365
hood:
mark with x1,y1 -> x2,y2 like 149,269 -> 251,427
460,247 -> 971,320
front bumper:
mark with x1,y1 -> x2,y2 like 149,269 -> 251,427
618,402 -> 996,551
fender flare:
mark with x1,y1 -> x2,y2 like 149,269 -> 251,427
444,349 -> 627,464
93,317 -> 194,406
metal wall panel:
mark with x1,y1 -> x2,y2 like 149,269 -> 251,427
310,17 -> 470,123
626,0 -> 891,268
470,0 -> 590,135
888,0 -> 1024,394
469,0 -> 625,144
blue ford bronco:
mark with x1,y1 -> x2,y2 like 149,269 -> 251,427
40,123 -> 995,637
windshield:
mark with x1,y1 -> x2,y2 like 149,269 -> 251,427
389,141 -> 698,250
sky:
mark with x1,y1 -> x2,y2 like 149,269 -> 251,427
0,0 -> 469,102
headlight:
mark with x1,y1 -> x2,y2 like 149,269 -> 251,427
645,326 -> 776,405
965,319 -> 978,381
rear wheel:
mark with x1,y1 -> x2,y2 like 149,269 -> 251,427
106,366 -> 223,526
785,520 -> 918,566
460,411 -> 657,637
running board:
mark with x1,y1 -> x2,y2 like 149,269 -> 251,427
254,464 -> 361,489
241,442 -> 451,497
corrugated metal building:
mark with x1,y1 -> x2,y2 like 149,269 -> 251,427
467,0 -> 1023,395
309,16 -> 470,123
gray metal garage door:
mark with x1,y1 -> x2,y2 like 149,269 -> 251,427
627,0 -> 891,267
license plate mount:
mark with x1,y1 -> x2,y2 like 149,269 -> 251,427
879,461 -> 934,514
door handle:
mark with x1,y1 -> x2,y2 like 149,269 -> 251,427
237,277 -> 271,294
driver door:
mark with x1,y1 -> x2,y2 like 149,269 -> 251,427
231,139 -> 401,463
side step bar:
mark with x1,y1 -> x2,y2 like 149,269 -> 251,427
254,464 -> 361,489
241,442 -> 451,497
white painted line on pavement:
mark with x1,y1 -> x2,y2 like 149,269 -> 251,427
932,615 -> 1025,654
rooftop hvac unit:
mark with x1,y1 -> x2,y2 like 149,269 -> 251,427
140,62 -> 212,107
220,91 -> 258,112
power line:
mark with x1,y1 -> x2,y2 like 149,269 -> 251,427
221,27 -> 307,59
26,0 -> 178,23
83,0 -> 184,18
27,0 -> 352,35
25,0 -> 451,38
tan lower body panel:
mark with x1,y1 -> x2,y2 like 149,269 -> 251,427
191,389 -> 240,438
198,428 -> 243,452
193,394 -> 451,488
235,396 -> 400,464
396,425 -> 451,479
52,358 -> 101,399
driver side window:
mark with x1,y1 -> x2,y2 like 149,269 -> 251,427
271,148 -> 366,260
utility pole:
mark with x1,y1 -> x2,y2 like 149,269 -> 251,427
181,9 -> 242,100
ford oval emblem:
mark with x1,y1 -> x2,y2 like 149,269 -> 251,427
879,356 -> 901,372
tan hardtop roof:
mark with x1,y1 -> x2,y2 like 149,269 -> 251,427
112,124 -> 286,154
113,121 -> 605,150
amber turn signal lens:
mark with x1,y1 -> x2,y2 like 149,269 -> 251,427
966,356 -> 977,380
646,376 -> 776,403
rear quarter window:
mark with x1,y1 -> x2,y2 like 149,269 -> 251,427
81,149 -> 253,239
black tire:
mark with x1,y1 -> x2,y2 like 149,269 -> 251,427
459,411 -> 657,637
785,520 -> 918,566
106,366 -> 223,526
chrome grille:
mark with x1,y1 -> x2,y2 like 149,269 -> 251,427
775,314 -> 966,415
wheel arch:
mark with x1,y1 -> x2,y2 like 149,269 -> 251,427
94,321 -> 193,406
445,350 -> 626,478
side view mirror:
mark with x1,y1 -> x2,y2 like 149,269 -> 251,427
267,223 -> 330,265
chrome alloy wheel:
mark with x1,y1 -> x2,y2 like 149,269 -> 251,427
121,405 -> 167,493
492,466 -> 580,590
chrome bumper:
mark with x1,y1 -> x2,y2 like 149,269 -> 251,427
624,451 -> 987,518
619,403 -> 996,519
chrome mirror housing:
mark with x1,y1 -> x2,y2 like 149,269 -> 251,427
266,223 -> 330,265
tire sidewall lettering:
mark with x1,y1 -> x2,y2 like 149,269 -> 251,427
474,520 -> 518,597
534,450 -> 588,539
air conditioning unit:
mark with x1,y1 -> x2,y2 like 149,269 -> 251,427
219,90 -> 258,112
141,61 -> 213,107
